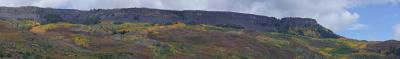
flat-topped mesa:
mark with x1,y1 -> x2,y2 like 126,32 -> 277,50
0,6 -> 341,38
280,17 -> 319,26
278,17 -> 340,38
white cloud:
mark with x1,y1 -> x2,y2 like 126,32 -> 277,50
349,23 -> 367,30
0,0 -> 380,31
394,24 -> 400,40
0,0 -> 35,7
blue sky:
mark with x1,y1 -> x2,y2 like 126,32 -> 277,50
338,4 -> 400,41
0,0 -> 399,41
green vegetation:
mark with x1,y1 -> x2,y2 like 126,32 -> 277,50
0,19 -> 392,59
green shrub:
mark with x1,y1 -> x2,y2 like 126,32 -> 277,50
97,53 -> 129,59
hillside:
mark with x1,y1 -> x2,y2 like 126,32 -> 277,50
0,6 -> 339,38
0,6 -> 397,59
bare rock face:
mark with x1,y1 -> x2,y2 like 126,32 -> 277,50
0,6 -> 340,38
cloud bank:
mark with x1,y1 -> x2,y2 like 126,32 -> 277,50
394,24 -> 400,40
0,0 -> 376,31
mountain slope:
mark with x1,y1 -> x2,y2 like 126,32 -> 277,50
0,6 -> 396,59
0,20 -> 387,59
0,6 -> 339,38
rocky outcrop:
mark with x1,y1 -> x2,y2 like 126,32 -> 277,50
0,6 -> 340,38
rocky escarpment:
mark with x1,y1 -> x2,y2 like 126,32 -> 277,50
0,6 -> 340,38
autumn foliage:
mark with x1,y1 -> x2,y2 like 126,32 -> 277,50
0,20 -> 391,59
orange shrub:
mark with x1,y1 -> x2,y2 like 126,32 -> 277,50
73,35 -> 90,48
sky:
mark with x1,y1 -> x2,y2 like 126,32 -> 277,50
339,4 -> 400,41
0,0 -> 399,41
